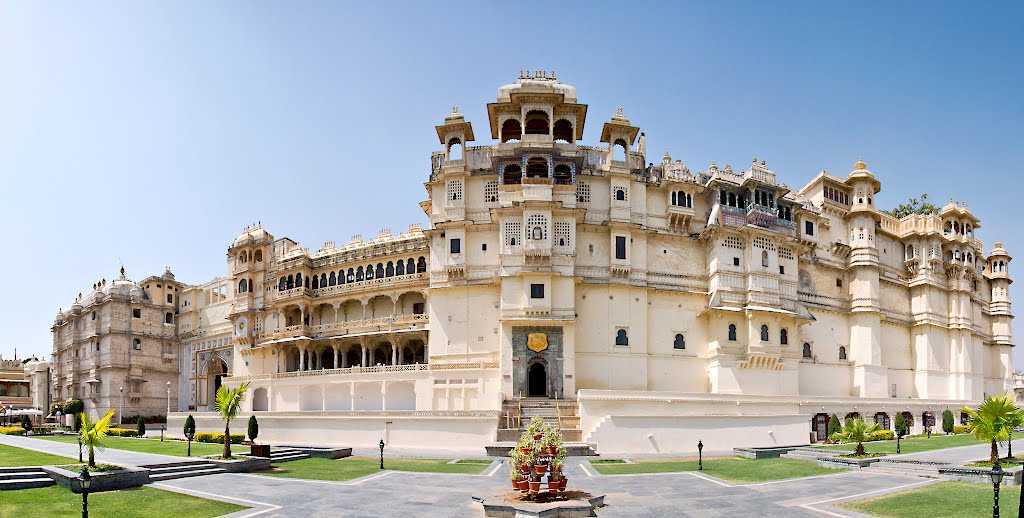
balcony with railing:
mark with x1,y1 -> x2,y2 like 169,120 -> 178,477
717,205 -> 796,235
311,272 -> 427,299
227,359 -> 497,383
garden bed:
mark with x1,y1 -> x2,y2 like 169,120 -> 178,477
42,464 -> 150,493
202,455 -> 271,472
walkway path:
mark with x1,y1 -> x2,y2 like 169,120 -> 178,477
894,437 -> 1024,465
0,434 -> 949,517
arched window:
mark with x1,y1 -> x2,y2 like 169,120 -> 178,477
406,258 -> 416,274
286,274 -> 294,289
615,189 -> 626,201
386,261 -> 394,277
524,110 -> 549,135
553,119 -> 573,142
761,250 -> 769,267
802,343 -> 812,359
501,119 -> 522,142
279,277 -> 286,291
365,265 -> 374,280
328,272 -> 336,286
312,276 -> 319,289
531,226 -> 543,240
375,263 -> 385,278
686,193 -> 692,208
760,324 -> 769,342
254,250 -> 262,262
338,270 -> 345,284
295,273 -> 302,287
839,346 -> 847,360
612,139 -> 627,162
355,266 -> 364,281
319,273 -> 327,287
238,279 -> 247,293
526,157 -> 548,178
248,279 -> 253,293
304,276 -> 309,288
417,256 -> 427,273
503,164 -> 522,185
447,137 -> 463,160
673,334 -> 685,349
780,328 -> 788,345
727,192 -> 736,206
553,164 -> 572,185
165,312 -> 173,324
615,329 -> 629,346
347,268 -> 354,282
396,260 -> 405,275
671,191 -> 677,206
728,324 -> 737,341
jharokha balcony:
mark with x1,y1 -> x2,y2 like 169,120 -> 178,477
257,313 -> 428,344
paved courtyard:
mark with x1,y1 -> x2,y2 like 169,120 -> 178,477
5,433 -> 1018,517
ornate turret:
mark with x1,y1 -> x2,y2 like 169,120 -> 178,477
435,106 -> 475,161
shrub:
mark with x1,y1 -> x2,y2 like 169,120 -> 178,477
941,410 -> 954,434
107,427 -> 138,437
895,413 -> 908,437
136,416 -> 146,437
954,424 -> 971,434
21,415 -> 32,432
868,430 -> 895,442
195,432 -> 244,444
247,416 -> 259,444
827,414 -> 841,438
62,399 -> 84,416
0,425 -> 26,436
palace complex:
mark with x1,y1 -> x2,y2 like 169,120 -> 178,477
46,73 -> 1014,453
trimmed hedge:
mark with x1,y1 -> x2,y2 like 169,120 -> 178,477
107,428 -> 139,437
868,430 -> 895,441
195,432 -> 244,444
953,424 -> 971,435
0,425 -> 26,436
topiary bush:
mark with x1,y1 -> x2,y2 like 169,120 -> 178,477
107,427 -> 138,437
942,410 -> 954,435
867,430 -> 895,442
953,424 -> 971,435
247,415 -> 259,444
136,416 -> 146,437
195,432 -> 244,444
0,425 -> 26,435
21,415 -> 32,433
895,413 -> 908,438
827,414 -> 841,439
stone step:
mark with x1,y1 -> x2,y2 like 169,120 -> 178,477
485,442 -> 598,457
0,466 -> 49,475
271,453 -> 311,462
0,477 -> 54,490
149,467 -> 227,482
147,463 -> 218,474
0,471 -> 49,481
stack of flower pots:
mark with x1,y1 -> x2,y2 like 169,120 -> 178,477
510,417 -> 568,499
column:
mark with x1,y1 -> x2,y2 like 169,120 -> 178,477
341,345 -> 348,368
381,382 -> 387,411
349,383 -> 355,411
398,344 -> 404,365
333,345 -> 339,370
299,347 -> 306,371
361,340 -> 367,367
391,341 -> 398,366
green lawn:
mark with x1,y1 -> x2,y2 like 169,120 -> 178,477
843,481 -> 1019,517
263,456 -> 491,481
0,443 -> 74,467
0,485 -> 244,518
589,457 -> 840,482
814,434 -> 984,455
37,434 -> 225,457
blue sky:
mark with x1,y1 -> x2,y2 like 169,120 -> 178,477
1,2 -> 1022,364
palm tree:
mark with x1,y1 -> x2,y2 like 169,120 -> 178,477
1006,409 -> 1024,459
214,382 -> 249,459
962,393 -> 1021,464
79,409 -> 115,468
834,418 -> 881,456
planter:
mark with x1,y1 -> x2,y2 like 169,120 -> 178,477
250,444 -> 271,458
548,479 -> 560,491
547,446 -> 558,456
515,479 -> 529,491
559,478 -> 567,491
533,434 -> 543,441
43,465 -> 150,493
533,464 -> 547,476
528,481 -> 540,493
204,455 -> 272,473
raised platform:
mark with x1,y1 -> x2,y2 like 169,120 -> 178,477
485,442 -> 597,457
733,445 -> 806,459
475,492 -> 605,518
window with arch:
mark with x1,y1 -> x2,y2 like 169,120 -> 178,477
553,119 -> 573,142
761,250 -> 769,268
526,157 -> 548,178
526,214 -> 547,240
447,137 -> 463,160
612,139 -> 628,162
728,324 -> 737,341
524,110 -> 549,135
375,263 -> 385,278
502,164 -> 521,184
802,343 -> 812,359
780,328 -> 788,345
295,272 -> 302,287
278,277 -> 286,291
416,256 -> 427,273
406,258 -> 415,274
396,260 -> 405,275
615,329 -> 629,346
501,118 -> 521,142
386,261 -> 394,277
133,338 -> 142,351
760,324 -> 769,341
254,250 -> 262,262
673,333 -> 686,350
247,279 -> 253,293
312,275 -> 319,289
839,346 -> 847,360
614,188 -> 626,201
238,279 -> 247,293
328,272 -> 336,286
504,218 -> 522,247
165,312 -> 173,324
364,264 -> 374,280
355,266 -> 364,281
286,274 -> 294,289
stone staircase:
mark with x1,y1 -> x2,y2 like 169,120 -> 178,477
268,447 -> 311,463
863,459 -> 951,479
780,447 -> 846,462
497,397 -> 583,442
0,467 -> 54,490
141,460 -> 227,482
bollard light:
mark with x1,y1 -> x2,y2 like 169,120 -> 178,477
79,466 -> 92,518
379,439 -> 386,470
991,461 -> 1004,518
697,440 -> 704,471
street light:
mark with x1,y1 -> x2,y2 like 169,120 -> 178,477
165,381 -> 171,416
79,466 -> 92,518
119,386 -> 124,426
379,439 -> 385,470
697,440 -> 704,471
77,436 -> 82,463
991,461 -> 1005,518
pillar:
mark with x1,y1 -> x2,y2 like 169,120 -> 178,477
361,343 -> 367,367
299,347 -> 306,371
391,343 -> 397,366
349,383 -> 355,411
333,345 -> 339,370
381,381 -> 387,411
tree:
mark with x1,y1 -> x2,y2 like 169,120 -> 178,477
136,416 -> 146,438
962,393 -> 1021,464
20,414 -> 32,433
63,399 -> 84,431
835,418 -> 882,456
894,413 -> 908,438
214,383 -> 249,459
183,414 -> 196,457
827,414 -> 841,439
247,415 -> 259,445
885,193 -> 939,219
942,410 -> 955,435
1006,409 -> 1024,459
80,409 -> 115,468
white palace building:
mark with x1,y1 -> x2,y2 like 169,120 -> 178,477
53,73 -> 1014,454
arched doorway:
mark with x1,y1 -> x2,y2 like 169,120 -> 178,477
528,363 -> 547,397
207,358 -> 227,410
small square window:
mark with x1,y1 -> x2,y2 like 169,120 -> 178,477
804,221 -> 814,236
132,308 -> 141,319
614,236 -> 627,260
167,294 -> 173,303
530,283 -> 545,299
481,243 -> 487,251
733,257 -> 740,266
450,238 -> 461,254
836,278 -> 843,288
779,265 -> 785,275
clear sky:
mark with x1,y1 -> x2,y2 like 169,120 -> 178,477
1,2 -> 1022,365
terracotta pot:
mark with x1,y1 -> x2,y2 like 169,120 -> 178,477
533,433 -> 543,441
511,479 -> 520,489
516,479 -> 529,491
559,478 -> 567,491
529,481 -> 541,493
520,446 -> 532,453
548,446 -> 558,455
547,479 -> 559,490
533,464 -> 547,475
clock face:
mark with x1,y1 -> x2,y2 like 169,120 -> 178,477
235,317 -> 248,337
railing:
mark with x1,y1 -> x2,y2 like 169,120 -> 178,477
311,272 -> 427,298
229,359 -> 499,382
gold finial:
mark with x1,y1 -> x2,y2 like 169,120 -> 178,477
854,160 -> 867,171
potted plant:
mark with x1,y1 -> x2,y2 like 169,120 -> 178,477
526,416 -> 546,441
542,427 -> 560,456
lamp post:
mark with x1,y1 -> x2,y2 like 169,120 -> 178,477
991,461 -> 1005,518
56,410 -> 62,431
697,440 -> 704,471
379,439 -> 385,470
79,466 -> 91,518
166,381 -> 171,416
77,436 -> 83,463
119,386 -> 124,426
